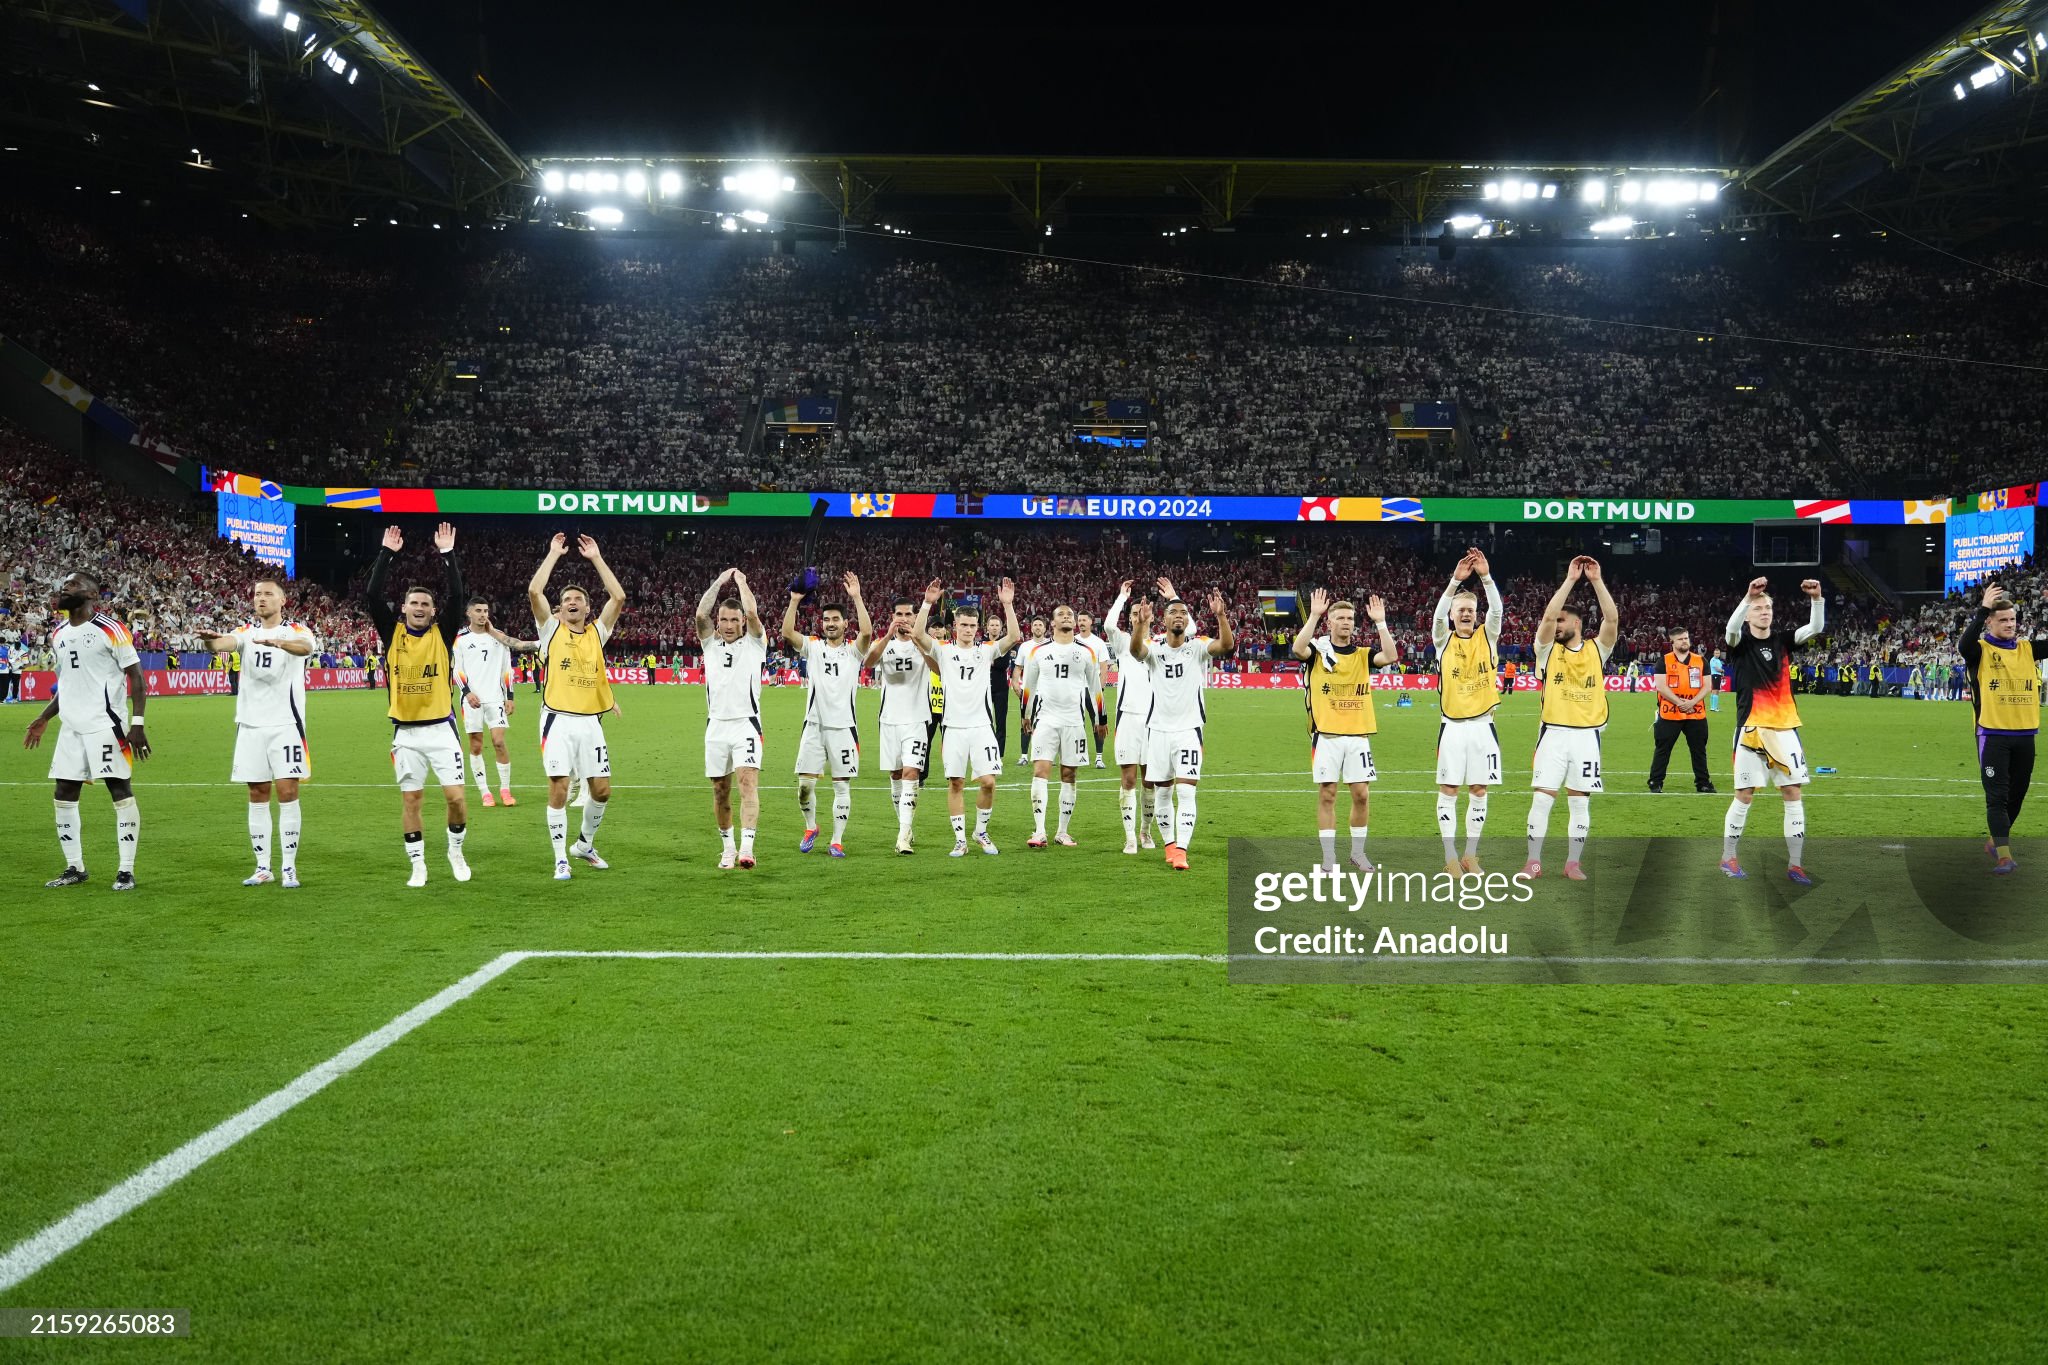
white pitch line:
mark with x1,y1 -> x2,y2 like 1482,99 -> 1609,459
6,942 -> 2040,1291
0,950 -> 531,1294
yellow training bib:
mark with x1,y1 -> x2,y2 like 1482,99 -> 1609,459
1439,630 -> 1500,720
1973,639 -> 2040,732
1305,641 -> 1377,736
387,624 -> 452,722
544,622 -> 615,716
1540,641 -> 1609,728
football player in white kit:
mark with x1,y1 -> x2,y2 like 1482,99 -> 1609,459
1431,548 -> 1505,876
913,577 -> 1022,856
529,534 -> 627,879
198,574 -> 316,887
866,595 -> 942,854
1021,605 -> 1104,848
696,568 -> 767,868
25,570 -> 150,890
1127,588 -> 1235,870
1103,578 -> 1165,854
782,571 -> 875,857
455,600 -> 520,808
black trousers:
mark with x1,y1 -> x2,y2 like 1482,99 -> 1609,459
1978,731 -> 2037,843
919,714 -> 940,788
1648,716 -> 1713,789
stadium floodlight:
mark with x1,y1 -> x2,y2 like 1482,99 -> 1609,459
2037,32 -> 2045,51
1970,63 -> 2002,89
1619,180 -> 1642,204
1954,81 -> 1967,99
283,10 -> 300,30
1580,181 -> 1605,204
1541,183 -> 1558,199
1521,180 -> 1540,199
719,215 -> 738,231
1474,224 -> 1494,238
258,0 -> 279,13
624,170 -> 647,195
347,66 -> 357,84
1590,215 -> 1634,234
587,207 -> 624,226
1696,180 -> 1720,202
1481,181 -> 1499,199
721,166 -> 788,200
599,172 -> 620,192
1446,213 -> 1482,231
543,169 -> 565,193
658,169 -> 683,197
740,208 -> 769,224
567,172 -> 585,191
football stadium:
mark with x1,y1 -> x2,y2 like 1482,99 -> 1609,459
3,1 -> 2047,1358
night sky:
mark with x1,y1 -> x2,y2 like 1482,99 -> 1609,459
376,1 -> 1981,165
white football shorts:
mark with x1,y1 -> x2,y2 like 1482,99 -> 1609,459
541,710 -> 611,780
392,720 -> 465,792
1145,728 -> 1204,783
1435,716 -> 1503,787
231,723 -> 310,783
49,725 -> 130,783
705,717 -> 763,778
796,721 -> 860,779
1531,723 -> 1604,793
1310,733 -> 1376,785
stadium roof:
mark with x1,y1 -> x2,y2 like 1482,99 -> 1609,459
1741,0 -> 2048,239
0,0 -> 530,225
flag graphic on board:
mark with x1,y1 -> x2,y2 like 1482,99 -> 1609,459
1794,499 -> 1852,523
1382,497 -> 1424,522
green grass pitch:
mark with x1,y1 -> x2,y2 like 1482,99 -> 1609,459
2,684 -> 2043,1361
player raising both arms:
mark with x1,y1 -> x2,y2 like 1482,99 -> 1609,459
1021,605 -> 1105,848
1075,611 -> 1110,769
697,568 -> 767,868
784,572 -> 875,856
1961,581 -> 2048,874
1293,588 -> 1396,872
1128,588 -> 1235,870
867,596 -> 941,853
363,523 -> 471,887
25,571 -> 149,890
1433,549 -> 1504,875
914,578 -> 1022,856
198,574 -> 315,887
530,534 -> 627,879
1524,556 -> 1617,881
1103,578 -> 1163,855
1721,576 -> 1825,883
455,599 -> 519,808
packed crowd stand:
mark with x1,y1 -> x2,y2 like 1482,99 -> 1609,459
2,204 -> 2042,499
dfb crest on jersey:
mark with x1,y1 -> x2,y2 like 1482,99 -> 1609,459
1760,648 -> 1773,661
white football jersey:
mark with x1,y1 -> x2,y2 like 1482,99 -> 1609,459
933,641 -> 998,730
875,636 -> 931,725
1024,638 -> 1100,727
1145,635 -> 1213,731
52,614 -> 140,732
453,629 -> 513,703
802,636 -> 863,728
235,622 -> 317,730
1105,625 -> 1155,718
704,630 -> 767,721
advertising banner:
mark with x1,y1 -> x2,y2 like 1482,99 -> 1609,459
1944,506 -> 2036,592
217,490 -> 296,576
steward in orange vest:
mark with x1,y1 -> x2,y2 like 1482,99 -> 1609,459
1647,625 -> 1715,793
